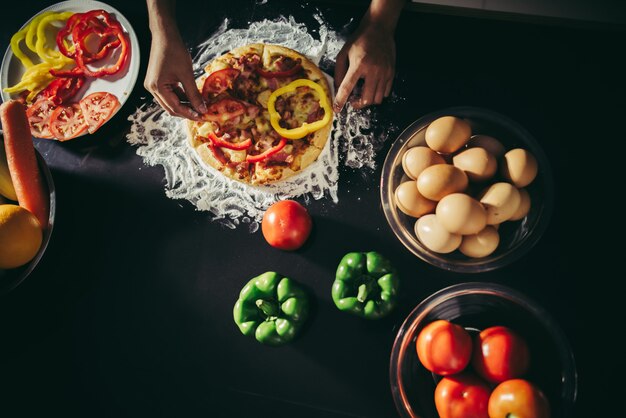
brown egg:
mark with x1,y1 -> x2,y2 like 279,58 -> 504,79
452,147 -> 497,182
395,181 -> 437,218
467,135 -> 506,158
417,164 -> 468,201
460,226 -> 500,258
436,193 -> 487,235
479,182 -> 521,225
425,116 -> 472,153
501,148 -> 538,187
414,214 -> 462,254
509,188 -> 531,221
402,146 -> 446,180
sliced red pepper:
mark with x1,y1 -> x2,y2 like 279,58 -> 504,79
246,137 -> 288,163
207,143 -> 228,165
256,63 -> 303,78
201,132 -> 252,150
49,66 -> 84,78
57,12 -> 84,58
57,9 -> 129,78
37,75 -> 85,105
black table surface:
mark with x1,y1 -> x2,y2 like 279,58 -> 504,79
1,1 -> 623,417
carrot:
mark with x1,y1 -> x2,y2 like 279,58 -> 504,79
0,100 -> 49,228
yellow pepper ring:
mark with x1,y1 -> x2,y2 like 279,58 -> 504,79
267,78 -> 332,140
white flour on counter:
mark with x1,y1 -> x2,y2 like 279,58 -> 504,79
127,16 -> 395,230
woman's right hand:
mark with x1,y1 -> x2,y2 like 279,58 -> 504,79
144,30 -> 207,120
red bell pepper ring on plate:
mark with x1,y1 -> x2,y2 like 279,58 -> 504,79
246,137 -> 288,163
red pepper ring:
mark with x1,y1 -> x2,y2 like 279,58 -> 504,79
202,132 -> 252,151
57,12 -> 85,58
246,137 -> 288,163
73,24 -> 129,78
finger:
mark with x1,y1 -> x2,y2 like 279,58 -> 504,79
384,76 -> 393,98
160,86 -> 201,120
152,92 -> 177,117
180,73 -> 207,115
374,80 -> 386,105
333,66 -> 361,113
333,47 -> 349,91
353,75 -> 378,109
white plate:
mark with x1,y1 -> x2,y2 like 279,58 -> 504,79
0,0 -> 140,137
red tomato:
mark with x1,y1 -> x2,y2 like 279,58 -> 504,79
416,319 -> 472,375
49,103 -> 88,141
25,98 -> 56,139
472,325 -> 530,383
79,92 -> 120,134
261,200 -> 312,251
203,98 -> 246,123
488,379 -> 550,418
202,68 -> 240,98
434,374 -> 491,418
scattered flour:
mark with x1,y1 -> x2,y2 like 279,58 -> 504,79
127,16 -> 396,231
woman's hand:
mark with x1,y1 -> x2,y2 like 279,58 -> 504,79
333,24 -> 395,112
144,0 -> 206,120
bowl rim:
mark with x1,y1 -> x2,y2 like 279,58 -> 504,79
0,143 -> 55,295
380,106 -> 555,273
389,281 -> 578,418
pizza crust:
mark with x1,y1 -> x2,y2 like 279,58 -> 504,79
188,44 -> 333,185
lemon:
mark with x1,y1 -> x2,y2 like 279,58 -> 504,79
0,204 -> 43,269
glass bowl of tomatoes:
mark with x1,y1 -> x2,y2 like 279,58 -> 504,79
389,282 -> 577,418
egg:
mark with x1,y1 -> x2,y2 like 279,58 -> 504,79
460,226 -> 500,258
467,135 -> 506,158
501,148 -> 538,187
417,164 -> 468,201
509,188 -> 531,221
452,147 -> 497,182
436,193 -> 487,235
479,182 -> 521,225
395,181 -> 437,218
425,116 -> 471,153
402,146 -> 446,180
415,214 -> 462,253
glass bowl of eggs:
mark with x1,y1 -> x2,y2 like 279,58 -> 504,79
380,106 -> 553,273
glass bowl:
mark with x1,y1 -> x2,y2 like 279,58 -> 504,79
380,106 -> 554,273
389,282 -> 577,418
0,136 -> 55,295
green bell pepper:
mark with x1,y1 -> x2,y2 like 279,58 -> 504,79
332,252 -> 399,319
233,271 -> 309,345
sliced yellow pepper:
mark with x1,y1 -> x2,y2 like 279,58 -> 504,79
10,28 -> 33,68
4,11 -> 74,102
267,78 -> 332,140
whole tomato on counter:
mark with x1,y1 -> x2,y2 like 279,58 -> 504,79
416,319 -> 472,375
488,379 -> 550,418
434,374 -> 491,418
471,325 -> 530,383
261,200 -> 312,251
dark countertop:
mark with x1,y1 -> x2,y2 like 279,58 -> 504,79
1,1 -> 623,417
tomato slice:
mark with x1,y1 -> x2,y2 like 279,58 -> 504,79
201,68 -> 240,98
49,103 -> 88,141
203,98 -> 246,123
79,92 -> 120,134
25,98 -> 56,139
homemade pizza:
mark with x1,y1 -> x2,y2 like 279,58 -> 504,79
186,44 -> 333,185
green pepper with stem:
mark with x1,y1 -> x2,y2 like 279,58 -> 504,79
332,251 -> 399,319
233,271 -> 309,345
